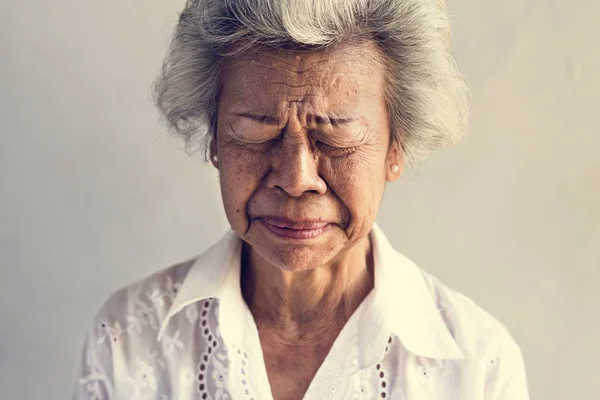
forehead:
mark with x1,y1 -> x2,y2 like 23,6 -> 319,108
219,43 -> 386,113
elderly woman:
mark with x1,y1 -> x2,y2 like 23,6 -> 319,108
72,0 -> 529,399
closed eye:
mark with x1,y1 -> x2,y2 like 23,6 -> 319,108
235,113 -> 280,125
316,141 -> 357,157
239,132 -> 283,145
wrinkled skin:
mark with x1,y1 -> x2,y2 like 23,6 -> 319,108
210,42 -> 403,399
212,42 -> 402,274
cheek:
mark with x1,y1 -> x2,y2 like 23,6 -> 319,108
218,145 -> 266,227
323,153 -> 386,226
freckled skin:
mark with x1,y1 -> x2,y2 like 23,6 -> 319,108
213,43 -> 401,272
210,43 -> 403,399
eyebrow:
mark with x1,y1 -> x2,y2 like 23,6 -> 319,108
234,113 -> 280,125
234,112 -> 356,126
309,115 -> 356,126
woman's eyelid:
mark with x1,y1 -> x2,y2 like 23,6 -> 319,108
229,120 -> 283,143
310,129 -> 360,148
230,118 -> 359,148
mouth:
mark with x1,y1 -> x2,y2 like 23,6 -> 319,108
259,217 -> 332,240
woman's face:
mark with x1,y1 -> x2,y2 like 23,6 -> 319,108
213,42 -> 402,272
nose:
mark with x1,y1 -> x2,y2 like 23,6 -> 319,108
266,135 -> 327,198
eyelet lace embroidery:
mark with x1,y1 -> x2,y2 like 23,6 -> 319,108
197,298 -> 233,399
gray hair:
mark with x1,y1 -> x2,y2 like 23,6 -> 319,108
152,0 -> 471,172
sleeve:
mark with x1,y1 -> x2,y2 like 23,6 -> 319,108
71,310 -> 116,400
484,332 -> 531,400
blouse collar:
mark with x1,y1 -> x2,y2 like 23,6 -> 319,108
157,224 -> 464,367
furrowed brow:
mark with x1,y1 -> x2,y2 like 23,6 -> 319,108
234,112 -> 280,125
308,114 -> 356,126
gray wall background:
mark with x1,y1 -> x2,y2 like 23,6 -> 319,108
1,0 -> 598,399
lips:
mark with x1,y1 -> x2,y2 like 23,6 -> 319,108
259,217 -> 332,239
261,217 -> 329,230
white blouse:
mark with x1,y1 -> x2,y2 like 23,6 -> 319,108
72,225 -> 530,400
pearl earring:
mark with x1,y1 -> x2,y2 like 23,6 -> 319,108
212,154 -> 218,163
391,164 -> 399,173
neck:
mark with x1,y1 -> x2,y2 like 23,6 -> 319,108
240,235 -> 374,344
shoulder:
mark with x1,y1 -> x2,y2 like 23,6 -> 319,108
93,257 -> 195,337
72,258 -> 198,398
420,270 -> 530,398
419,269 -> 519,354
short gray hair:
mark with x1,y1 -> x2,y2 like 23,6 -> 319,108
153,0 -> 471,172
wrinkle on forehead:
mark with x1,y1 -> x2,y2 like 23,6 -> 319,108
219,42 -> 386,124
223,42 -> 384,86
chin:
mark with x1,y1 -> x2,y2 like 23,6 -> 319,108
244,221 -> 344,272
268,245 -> 330,272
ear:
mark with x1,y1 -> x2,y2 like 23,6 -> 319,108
385,142 -> 404,182
209,136 -> 219,169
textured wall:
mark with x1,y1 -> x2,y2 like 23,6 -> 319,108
0,1 -> 598,399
